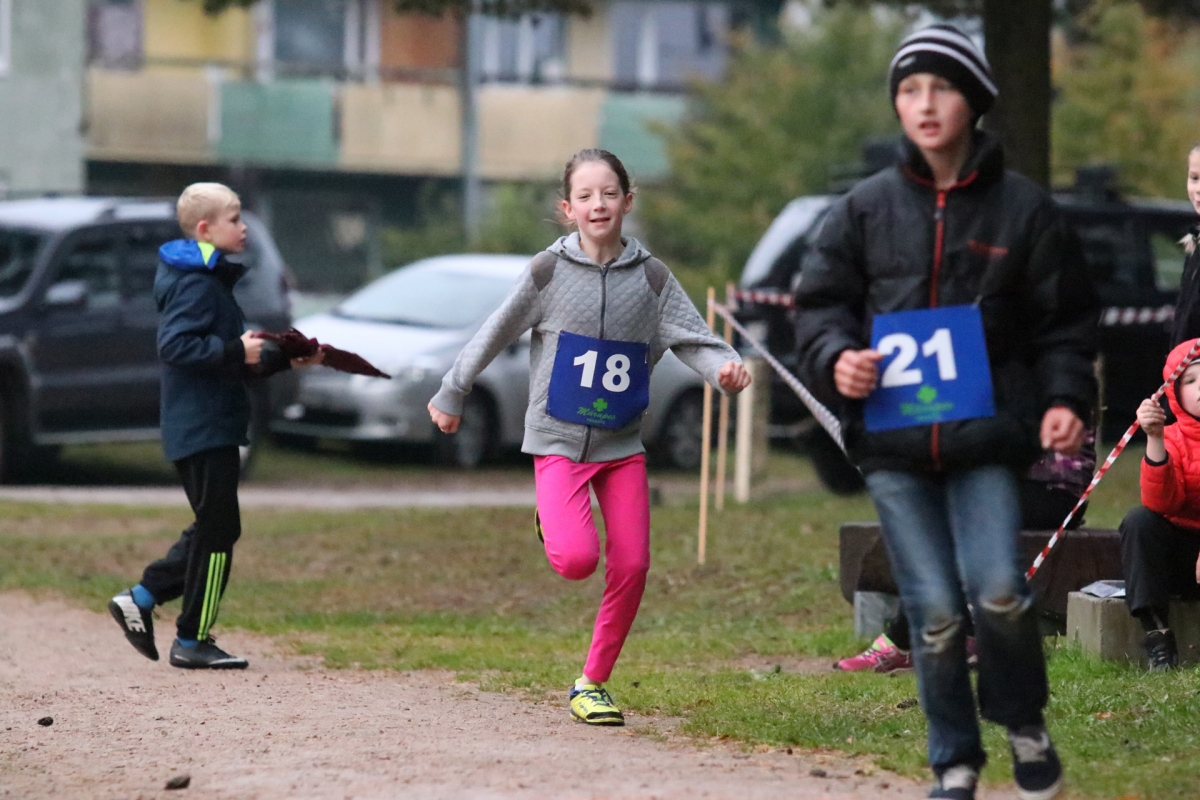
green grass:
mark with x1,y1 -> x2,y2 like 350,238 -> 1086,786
1,445 -> 1196,798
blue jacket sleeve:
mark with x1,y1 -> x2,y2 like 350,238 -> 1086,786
157,274 -> 243,370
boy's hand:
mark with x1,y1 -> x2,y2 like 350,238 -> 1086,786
291,349 -> 325,369
1040,406 -> 1084,454
428,401 -> 461,434
241,330 -> 264,366
718,361 -> 751,393
1136,397 -> 1166,438
834,349 -> 883,399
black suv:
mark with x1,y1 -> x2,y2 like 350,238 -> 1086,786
737,178 -> 1194,492
0,197 -> 294,481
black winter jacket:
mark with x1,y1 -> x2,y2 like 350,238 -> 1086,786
794,132 -> 1098,475
1171,232 -> 1200,346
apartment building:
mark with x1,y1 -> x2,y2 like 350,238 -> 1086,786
85,0 -> 744,289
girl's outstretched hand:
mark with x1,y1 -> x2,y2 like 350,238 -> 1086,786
428,401 -> 461,434
718,361 -> 751,394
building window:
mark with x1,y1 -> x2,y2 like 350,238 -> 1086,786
612,1 -> 727,90
269,0 -> 378,78
87,0 -> 144,69
0,0 -> 11,77
479,13 -> 565,84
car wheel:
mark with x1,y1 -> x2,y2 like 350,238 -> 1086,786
433,392 -> 496,469
0,391 -> 11,483
654,390 -> 713,471
805,428 -> 864,495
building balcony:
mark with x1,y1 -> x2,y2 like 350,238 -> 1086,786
85,65 -> 685,182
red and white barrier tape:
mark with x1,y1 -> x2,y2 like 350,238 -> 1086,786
1026,337 -> 1200,580
733,289 -> 795,308
1099,305 -> 1174,327
737,287 -> 1174,326
709,300 -> 844,451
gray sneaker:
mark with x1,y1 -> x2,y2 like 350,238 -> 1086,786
1008,725 -> 1064,800
169,638 -> 248,669
108,590 -> 158,661
928,764 -> 978,800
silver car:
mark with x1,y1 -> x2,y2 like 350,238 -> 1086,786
271,254 -> 712,469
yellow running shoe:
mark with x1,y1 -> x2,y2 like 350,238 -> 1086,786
569,683 -> 625,726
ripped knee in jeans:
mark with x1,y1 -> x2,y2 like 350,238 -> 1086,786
921,616 -> 963,654
979,593 -> 1031,622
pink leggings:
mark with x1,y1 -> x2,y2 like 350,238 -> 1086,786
534,452 -> 651,683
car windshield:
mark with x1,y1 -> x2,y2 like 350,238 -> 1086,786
0,228 -> 46,298
334,265 -> 516,328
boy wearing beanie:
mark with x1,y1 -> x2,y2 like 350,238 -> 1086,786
795,25 -> 1097,800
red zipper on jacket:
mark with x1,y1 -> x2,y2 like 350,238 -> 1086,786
914,170 -> 978,472
930,191 -> 946,471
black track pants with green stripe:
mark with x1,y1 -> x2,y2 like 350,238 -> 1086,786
140,446 -> 242,641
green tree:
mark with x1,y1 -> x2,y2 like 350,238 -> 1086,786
1052,0 -> 1199,197
640,6 -> 903,278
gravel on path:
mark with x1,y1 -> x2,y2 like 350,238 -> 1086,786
0,592 -> 1004,800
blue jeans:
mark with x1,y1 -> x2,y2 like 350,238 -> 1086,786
865,465 -> 1048,774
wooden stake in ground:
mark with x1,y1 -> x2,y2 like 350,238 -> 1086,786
714,283 -> 734,511
698,286 -> 716,565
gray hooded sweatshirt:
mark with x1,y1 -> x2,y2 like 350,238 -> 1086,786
430,234 -> 741,463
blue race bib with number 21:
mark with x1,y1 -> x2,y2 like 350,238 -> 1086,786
547,331 -> 650,429
863,305 -> 994,433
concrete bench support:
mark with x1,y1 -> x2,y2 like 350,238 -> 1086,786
1066,592 -> 1200,667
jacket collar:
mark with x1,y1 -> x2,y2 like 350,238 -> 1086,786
159,239 -> 222,271
549,232 -> 651,270
898,129 -> 1005,190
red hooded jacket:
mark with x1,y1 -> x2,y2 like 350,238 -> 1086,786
1141,338 -> 1200,529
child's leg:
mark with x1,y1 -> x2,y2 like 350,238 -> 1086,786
945,465 -> 1046,730
583,453 -> 651,684
864,469 -> 983,774
534,455 -> 601,581
139,523 -> 196,606
172,446 -> 242,642
1120,505 -> 1189,629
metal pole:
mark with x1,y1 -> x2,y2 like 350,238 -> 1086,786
698,287 -> 715,565
460,9 -> 483,245
714,284 -> 733,510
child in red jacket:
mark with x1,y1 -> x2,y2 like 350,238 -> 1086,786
1120,338 -> 1200,669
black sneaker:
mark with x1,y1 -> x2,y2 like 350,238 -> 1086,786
1008,725 -> 1064,800
169,638 -> 249,669
1144,629 -> 1178,671
108,590 -> 158,661
928,764 -> 977,799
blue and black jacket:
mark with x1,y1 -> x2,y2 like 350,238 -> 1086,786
155,239 -> 284,462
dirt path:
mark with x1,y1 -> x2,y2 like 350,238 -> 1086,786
0,593 -> 1010,800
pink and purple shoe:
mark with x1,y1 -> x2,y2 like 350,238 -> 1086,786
834,634 -> 914,674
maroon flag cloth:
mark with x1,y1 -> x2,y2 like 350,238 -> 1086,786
255,329 -> 391,379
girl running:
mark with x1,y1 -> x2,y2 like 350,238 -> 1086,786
428,149 -> 750,725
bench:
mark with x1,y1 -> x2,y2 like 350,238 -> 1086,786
1067,593 -> 1200,666
838,522 -> 1123,637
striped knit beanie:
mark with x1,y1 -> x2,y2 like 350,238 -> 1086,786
888,24 -> 997,119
